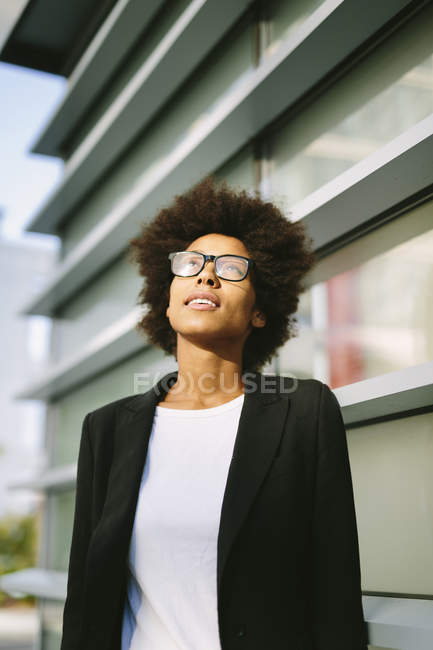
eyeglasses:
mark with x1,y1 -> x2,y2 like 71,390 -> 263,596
168,251 -> 254,282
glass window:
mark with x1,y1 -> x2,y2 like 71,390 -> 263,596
276,199 -> 433,387
269,4 -> 433,207
347,410 -> 433,596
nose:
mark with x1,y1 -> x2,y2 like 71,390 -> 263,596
196,259 -> 220,286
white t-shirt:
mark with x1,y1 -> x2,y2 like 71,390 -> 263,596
121,392 -> 245,650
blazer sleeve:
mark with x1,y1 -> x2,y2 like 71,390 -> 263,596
60,412 -> 94,650
310,383 -> 369,650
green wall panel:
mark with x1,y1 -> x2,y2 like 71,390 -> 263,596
51,346 -> 174,466
59,9 -> 255,257
53,253 -> 142,360
61,0 -> 192,162
349,410 -> 433,596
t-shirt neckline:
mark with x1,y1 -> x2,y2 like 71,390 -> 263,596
154,392 -> 245,417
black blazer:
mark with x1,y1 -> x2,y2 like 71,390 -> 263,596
60,370 -> 368,650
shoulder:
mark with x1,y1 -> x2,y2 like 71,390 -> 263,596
274,374 -> 324,405
274,377 -> 345,452
273,375 -> 340,419
85,392 -> 142,430
83,393 -> 146,455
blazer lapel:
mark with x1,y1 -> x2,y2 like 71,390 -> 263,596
216,374 -> 290,598
87,369 -> 290,616
93,371 -> 178,541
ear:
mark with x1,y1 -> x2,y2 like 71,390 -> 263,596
252,309 -> 266,328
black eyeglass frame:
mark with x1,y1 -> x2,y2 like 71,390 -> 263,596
168,251 -> 255,282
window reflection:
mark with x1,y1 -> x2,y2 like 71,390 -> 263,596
269,4 -> 433,207
277,200 -> 433,387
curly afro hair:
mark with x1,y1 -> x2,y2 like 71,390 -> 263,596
127,175 -> 317,373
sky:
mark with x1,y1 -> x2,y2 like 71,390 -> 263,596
0,0 -> 66,243
0,0 -> 63,245
0,60 -> 65,245
0,4 -> 69,518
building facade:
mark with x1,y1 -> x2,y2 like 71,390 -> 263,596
2,1 -> 433,648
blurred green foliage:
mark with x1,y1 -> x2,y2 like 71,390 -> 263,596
0,512 -> 39,607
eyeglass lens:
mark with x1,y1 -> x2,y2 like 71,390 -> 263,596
172,252 -> 248,280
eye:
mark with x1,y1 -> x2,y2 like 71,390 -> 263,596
224,263 -> 244,275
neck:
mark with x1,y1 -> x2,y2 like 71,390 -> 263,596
169,343 -> 246,405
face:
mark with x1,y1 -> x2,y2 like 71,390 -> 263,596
165,233 -> 266,350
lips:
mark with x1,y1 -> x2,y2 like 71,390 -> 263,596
184,291 -> 220,307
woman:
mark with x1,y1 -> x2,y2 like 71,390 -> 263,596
60,177 -> 368,650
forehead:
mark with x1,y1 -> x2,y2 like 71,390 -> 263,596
186,233 -> 249,256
